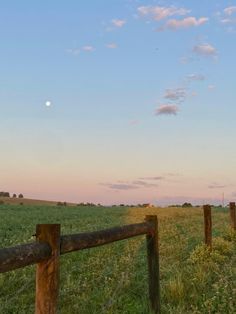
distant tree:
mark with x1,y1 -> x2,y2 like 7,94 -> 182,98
63,202 -> 67,206
0,192 -> 10,197
182,202 -> 192,208
12,194 -> 17,198
18,194 -> 24,199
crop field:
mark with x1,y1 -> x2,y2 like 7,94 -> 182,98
0,204 -> 236,313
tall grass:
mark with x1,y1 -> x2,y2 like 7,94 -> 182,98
0,205 -> 236,313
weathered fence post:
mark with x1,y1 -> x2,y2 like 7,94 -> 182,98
145,215 -> 160,314
230,202 -> 236,230
35,224 -> 61,314
203,205 -> 212,249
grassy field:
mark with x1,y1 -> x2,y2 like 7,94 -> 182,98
0,204 -> 236,313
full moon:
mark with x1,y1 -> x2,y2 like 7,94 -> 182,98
45,101 -> 51,107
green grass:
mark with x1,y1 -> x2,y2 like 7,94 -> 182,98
0,204 -> 236,313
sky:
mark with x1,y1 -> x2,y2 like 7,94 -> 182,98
1,0 -> 236,205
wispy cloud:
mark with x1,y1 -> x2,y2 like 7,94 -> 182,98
224,6 -> 236,16
67,45 -> 95,56
100,179 -> 158,191
155,104 -> 179,116
82,45 -> 95,52
208,183 -> 227,189
137,5 -> 190,21
132,180 -> 158,187
187,74 -> 205,81
208,84 -> 215,90
106,43 -> 118,49
139,176 -> 164,181
111,19 -> 126,27
66,48 -> 80,56
164,88 -> 187,102
220,6 -> 236,26
159,17 -> 208,31
104,183 -> 138,190
192,43 -> 217,57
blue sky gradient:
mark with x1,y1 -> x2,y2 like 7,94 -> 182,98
1,1 -> 236,205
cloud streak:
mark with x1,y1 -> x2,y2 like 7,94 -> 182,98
139,176 -> 165,181
224,6 -> 236,16
100,178 -> 160,191
137,5 -> 190,21
112,19 -> 126,27
155,104 -> 179,116
159,17 -> 208,31
187,74 -> 205,81
208,183 -> 227,189
164,88 -> 187,102
106,43 -> 117,49
82,45 -> 95,52
192,43 -> 217,57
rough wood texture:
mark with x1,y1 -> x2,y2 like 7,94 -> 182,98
203,205 -> 212,249
230,202 -> 236,230
61,222 -> 153,254
35,224 -> 60,314
0,242 -> 51,273
145,215 -> 161,314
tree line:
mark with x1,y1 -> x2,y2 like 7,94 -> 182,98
0,192 -> 24,198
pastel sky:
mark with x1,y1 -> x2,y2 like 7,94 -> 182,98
1,1 -> 236,205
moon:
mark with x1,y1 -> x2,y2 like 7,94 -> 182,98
45,101 -> 52,107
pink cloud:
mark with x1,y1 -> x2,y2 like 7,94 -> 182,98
82,45 -> 95,52
193,43 -> 217,57
106,43 -> 117,49
155,104 -> 179,116
111,19 -> 126,27
224,6 -> 236,16
164,17 -> 208,30
137,5 -> 190,21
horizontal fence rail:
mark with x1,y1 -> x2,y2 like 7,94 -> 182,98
61,222 -> 154,254
0,242 -> 52,273
0,222 -> 155,273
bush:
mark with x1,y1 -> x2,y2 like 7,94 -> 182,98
0,191 -> 10,197
223,227 -> 236,242
189,238 -> 234,265
182,202 -> 192,208
0,200 -> 4,205
57,202 -> 67,206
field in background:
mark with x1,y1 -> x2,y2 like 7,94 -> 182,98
0,197 -> 76,206
0,204 -> 236,313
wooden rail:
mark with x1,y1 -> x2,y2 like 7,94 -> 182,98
0,218 -> 160,314
60,222 -> 152,254
0,242 -> 52,273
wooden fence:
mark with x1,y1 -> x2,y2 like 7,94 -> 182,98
203,202 -> 236,249
1,203 -> 236,314
0,215 -> 160,314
